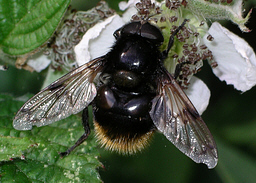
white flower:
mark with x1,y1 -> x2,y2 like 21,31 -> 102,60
75,0 -> 139,66
204,22 -> 256,92
184,76 -> 210,115
75,15 -> 125,66
75,0 -> 256,114
27,51 -> 51,72
75,0 -> 210,114
20,0 -> 255,115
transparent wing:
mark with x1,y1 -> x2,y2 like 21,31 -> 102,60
149,68 -> 218,169
13,57 -> 106,130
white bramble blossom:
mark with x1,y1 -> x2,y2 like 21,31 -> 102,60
75,0 -> 255,114
203,22 -> 256,92
29,0 -> 255,115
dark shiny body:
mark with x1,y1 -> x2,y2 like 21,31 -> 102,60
93,22 -> 163,144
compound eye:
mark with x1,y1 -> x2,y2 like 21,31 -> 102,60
140,22 -> 164,44
121,22 -> 141,35
118,22 -> 164,44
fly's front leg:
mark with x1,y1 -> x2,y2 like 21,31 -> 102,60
173,61 -> 191,79
162,19 -> 188,59
59,107 -> 91,157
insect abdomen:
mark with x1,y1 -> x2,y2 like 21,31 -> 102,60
93,85 -> 156,154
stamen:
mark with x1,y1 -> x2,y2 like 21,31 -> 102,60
207,34 -> 214,41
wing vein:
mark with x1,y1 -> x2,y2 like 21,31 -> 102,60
149,67 -> 218,169
13,57 -> 105,130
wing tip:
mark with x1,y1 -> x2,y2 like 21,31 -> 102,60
13,117 -> 33,131
204,156 -> 218,169
193,148 -> 218,169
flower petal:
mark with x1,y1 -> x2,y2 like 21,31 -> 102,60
204,22 -> 256,92
74,15 -> 125,66
184,76 -> 210,115
119,0 -> 139,11
119,1 -> 138,23
27,52 -> 51,72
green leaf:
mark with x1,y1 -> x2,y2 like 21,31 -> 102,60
0,0 -> 71,55
0,136 -> 34,161
216,139 -> 256,183
0,94 -> 102,182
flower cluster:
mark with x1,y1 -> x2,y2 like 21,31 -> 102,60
75,0 -> 255,114
27,0 -> 255,115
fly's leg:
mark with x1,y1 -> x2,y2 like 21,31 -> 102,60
173,61 -> 191,79
59,107 -> 91,157
162,19 -> 188,59
161,19 -> 189,79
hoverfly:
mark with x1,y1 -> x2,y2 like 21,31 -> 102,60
13,19 -> 218,169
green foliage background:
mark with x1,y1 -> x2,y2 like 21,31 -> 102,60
1,0 -> 256,182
